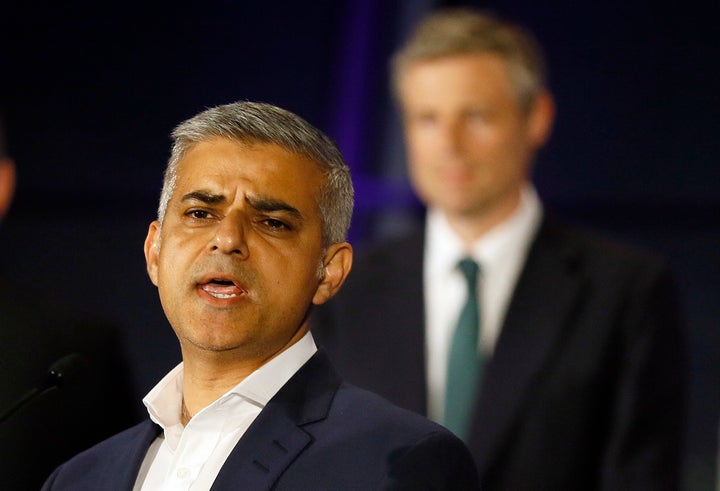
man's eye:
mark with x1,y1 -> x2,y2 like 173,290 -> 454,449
413,113 -> 437,126
466,110 -> 489,124
187,210 -> 210,219
264,218 -> 289,230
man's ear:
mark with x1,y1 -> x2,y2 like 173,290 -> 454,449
312,242 -> 353,306
527,89 -> 555,149
0,158 -> 16,220
144,221 -> 161,286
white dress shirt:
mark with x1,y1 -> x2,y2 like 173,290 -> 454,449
134,332 -> 317,491
424,184 -> 542,423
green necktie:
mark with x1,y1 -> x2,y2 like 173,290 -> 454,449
444,258 -> 481,440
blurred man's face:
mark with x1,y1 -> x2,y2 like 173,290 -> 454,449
0,158 -> 16,220
398,53 -> 552,224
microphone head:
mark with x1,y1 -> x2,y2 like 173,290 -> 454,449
0,353 -> 89,425
43,353 -> 86,390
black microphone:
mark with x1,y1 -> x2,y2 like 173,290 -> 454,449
0,353 -> 85,424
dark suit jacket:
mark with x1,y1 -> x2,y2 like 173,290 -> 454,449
0,274 -> 137,491
311,217 -> 686,491
41,349 -> 480,490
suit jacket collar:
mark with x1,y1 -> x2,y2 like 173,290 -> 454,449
86,351 -> 339,491
91,420 -> 162,490
211,349 -> 341,490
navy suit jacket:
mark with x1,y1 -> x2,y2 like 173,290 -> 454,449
42,350 -> 480,490
311,217 -> 686,491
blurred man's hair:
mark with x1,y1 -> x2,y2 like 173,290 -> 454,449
391,8 -> 547,112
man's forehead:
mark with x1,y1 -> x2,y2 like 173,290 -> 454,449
171,142 -> 323,209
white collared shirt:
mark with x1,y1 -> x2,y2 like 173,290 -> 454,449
424,184 -> 542,423
134,332 -> 317,491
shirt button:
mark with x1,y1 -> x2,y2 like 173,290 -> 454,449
176,467 -> 191,480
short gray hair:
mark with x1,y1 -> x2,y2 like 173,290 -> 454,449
157,101 -> 354,246
391,8 -> 547,112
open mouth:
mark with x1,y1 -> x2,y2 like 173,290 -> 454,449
200,279 -> 245,299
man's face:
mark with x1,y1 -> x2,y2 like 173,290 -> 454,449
398,53 -> 552,221
144,138 -> 333,362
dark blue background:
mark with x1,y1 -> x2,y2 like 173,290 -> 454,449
1,1 -> 717,488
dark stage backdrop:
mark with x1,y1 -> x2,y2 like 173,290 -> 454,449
1,1 -> 717,489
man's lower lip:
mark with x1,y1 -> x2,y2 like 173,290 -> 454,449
197,288 -> 245,304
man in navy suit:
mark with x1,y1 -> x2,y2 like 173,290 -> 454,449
311,8 -> 686,491
41,101 -> 479,490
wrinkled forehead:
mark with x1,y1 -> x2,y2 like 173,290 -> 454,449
173,139 -> 325,207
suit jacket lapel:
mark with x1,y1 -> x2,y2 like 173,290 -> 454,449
89,420 -> 161,490
469,220 -> 583,474
210,408 -> 312,491
117,421 -> 164,488
210,350 -> 341,491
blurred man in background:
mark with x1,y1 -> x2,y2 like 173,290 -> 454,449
312,8 -> 686,490
0,114 -> 136,490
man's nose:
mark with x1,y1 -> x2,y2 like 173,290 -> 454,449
210,214 -> 248,257
437,119 -> 464,154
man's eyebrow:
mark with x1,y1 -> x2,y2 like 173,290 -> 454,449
246,195 -> 302,219
181,191 -> 227,204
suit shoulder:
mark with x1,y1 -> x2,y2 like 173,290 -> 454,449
537,218 -> 671,276
43,420 -> 158,489
332,382 -> 456,439
354,228 -> 424,262
328,383 -> 478,490
339,229 -> 425,293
